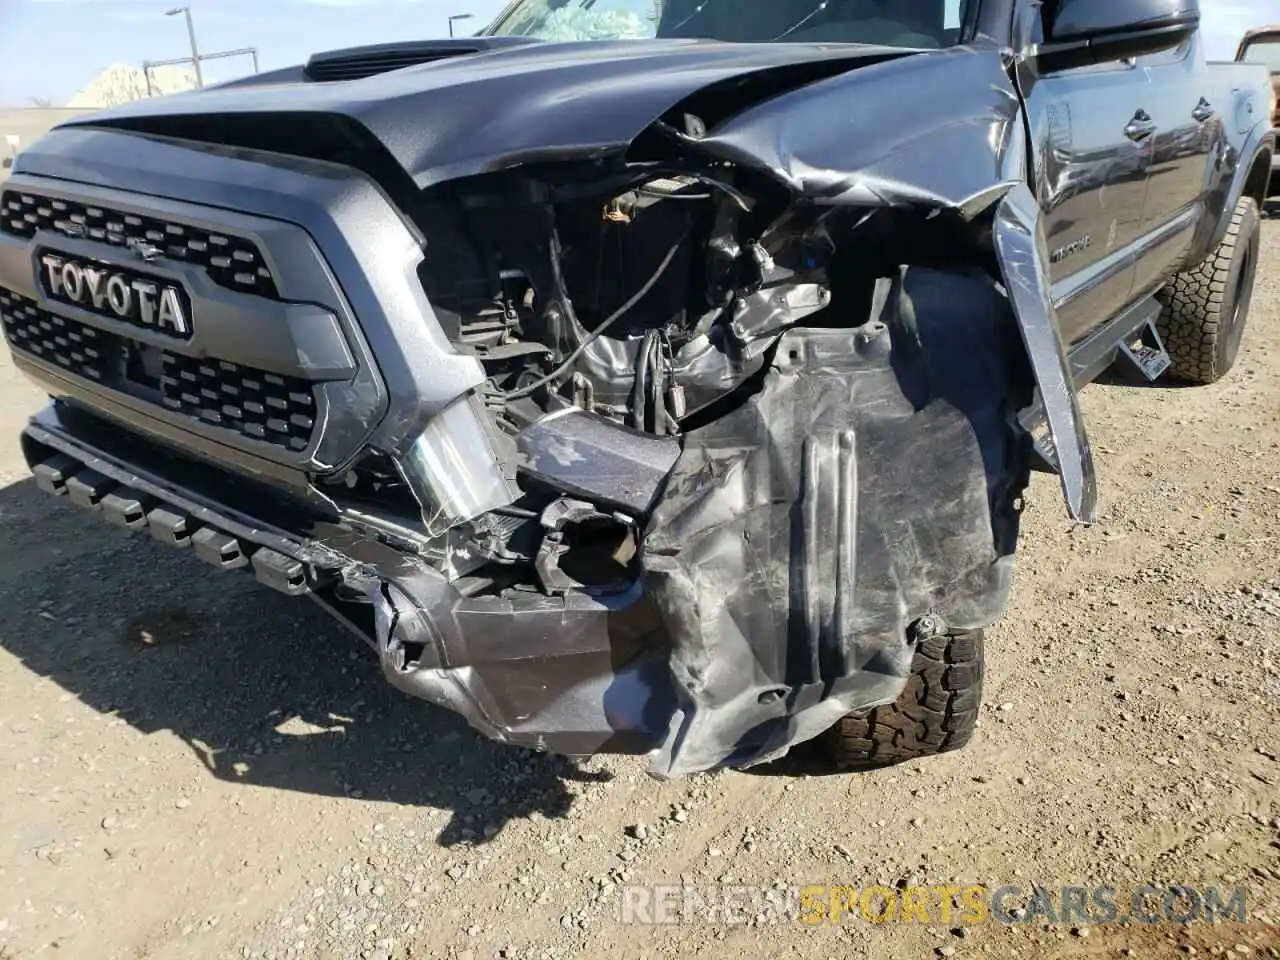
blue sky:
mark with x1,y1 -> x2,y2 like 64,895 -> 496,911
0,0 -> 1274,107
0,0 -> 512,105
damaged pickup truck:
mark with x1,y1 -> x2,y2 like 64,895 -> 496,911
0,0 -> 1274,778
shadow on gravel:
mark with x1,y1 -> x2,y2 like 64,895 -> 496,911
1091,364 -> 1197,390
0,476 -> 612,846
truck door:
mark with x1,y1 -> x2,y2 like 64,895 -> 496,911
1131,33 -> 1219,302
1021,59 -> 1154,344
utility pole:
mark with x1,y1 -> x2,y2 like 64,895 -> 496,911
448,13 -> 474,37
166,7 -> 204,88
144,48 -> 258,97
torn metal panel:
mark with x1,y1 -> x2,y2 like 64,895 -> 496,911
394,392 -> 518,536
642,267 -> 1028,778
370,566 -> 675,757
993,183 -> 1098,523
517,407 -> 681,516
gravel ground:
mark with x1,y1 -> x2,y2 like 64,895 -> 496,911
0,218 -> 1278,960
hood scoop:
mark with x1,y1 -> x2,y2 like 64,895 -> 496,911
304,37 -> 538,82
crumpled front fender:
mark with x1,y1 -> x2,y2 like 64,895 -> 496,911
992,183 -> 1098,523
685,43 -> 1096,523
690,43 -> 1022,212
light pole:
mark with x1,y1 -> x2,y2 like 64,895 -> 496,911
166,6 -> 204,88
448,13 -> 474,37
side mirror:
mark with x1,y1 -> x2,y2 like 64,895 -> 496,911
1038,0 -> 1199,70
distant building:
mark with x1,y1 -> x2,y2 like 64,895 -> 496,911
66,63 -> 197,109
3,64 -> 198,180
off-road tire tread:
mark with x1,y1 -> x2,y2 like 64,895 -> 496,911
1156,197 -> 1257,385
824,630 -> 984,770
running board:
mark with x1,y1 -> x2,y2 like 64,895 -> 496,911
1067,296 -> 1168,388
1020,296 -> 1171,477
1116,319 -> 1172,382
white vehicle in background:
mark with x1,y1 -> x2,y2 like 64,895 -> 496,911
1236,24 -> 1280,197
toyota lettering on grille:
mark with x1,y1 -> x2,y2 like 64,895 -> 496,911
37,251 -> 191,339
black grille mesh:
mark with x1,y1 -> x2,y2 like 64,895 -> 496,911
160,354 -> 315,450
1,191 -> 279,300
0,288 -> 314,452
0,287 -> 107,381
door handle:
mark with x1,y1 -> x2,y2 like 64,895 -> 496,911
1124,109 -> 1156,141
1191,97 -> 1214,123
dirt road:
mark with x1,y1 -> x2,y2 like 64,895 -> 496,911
1,222 -> 1278,960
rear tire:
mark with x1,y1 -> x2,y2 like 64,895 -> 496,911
1155,196 -> 1260,385
821,630 -> 984,771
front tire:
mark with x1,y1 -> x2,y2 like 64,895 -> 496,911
1156,196 -> 1261,385
821,630 -> 984,771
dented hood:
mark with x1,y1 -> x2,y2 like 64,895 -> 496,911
59,39 -> 914,189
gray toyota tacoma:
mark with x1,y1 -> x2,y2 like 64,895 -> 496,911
1,0 -> 1274,778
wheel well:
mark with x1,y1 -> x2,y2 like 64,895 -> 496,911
1243,147 -> 1274,207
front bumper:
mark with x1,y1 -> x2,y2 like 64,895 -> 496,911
20,273 -> 1027,778
3,127 -> 681,761
20,402 -> 677,757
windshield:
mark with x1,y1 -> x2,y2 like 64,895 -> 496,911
485,0 -> 973,49
1241,37 -> 1280,71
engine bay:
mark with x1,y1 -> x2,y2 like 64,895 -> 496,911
303,100 -> 1003,607
419,158 -> 834,430
325,131 -> 879,595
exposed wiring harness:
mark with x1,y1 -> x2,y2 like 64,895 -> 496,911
630,328 -> 680,435
502,225 -> 691,401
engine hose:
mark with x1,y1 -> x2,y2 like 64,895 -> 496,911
630,329 -> 656,430
647,329 -> 667,434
